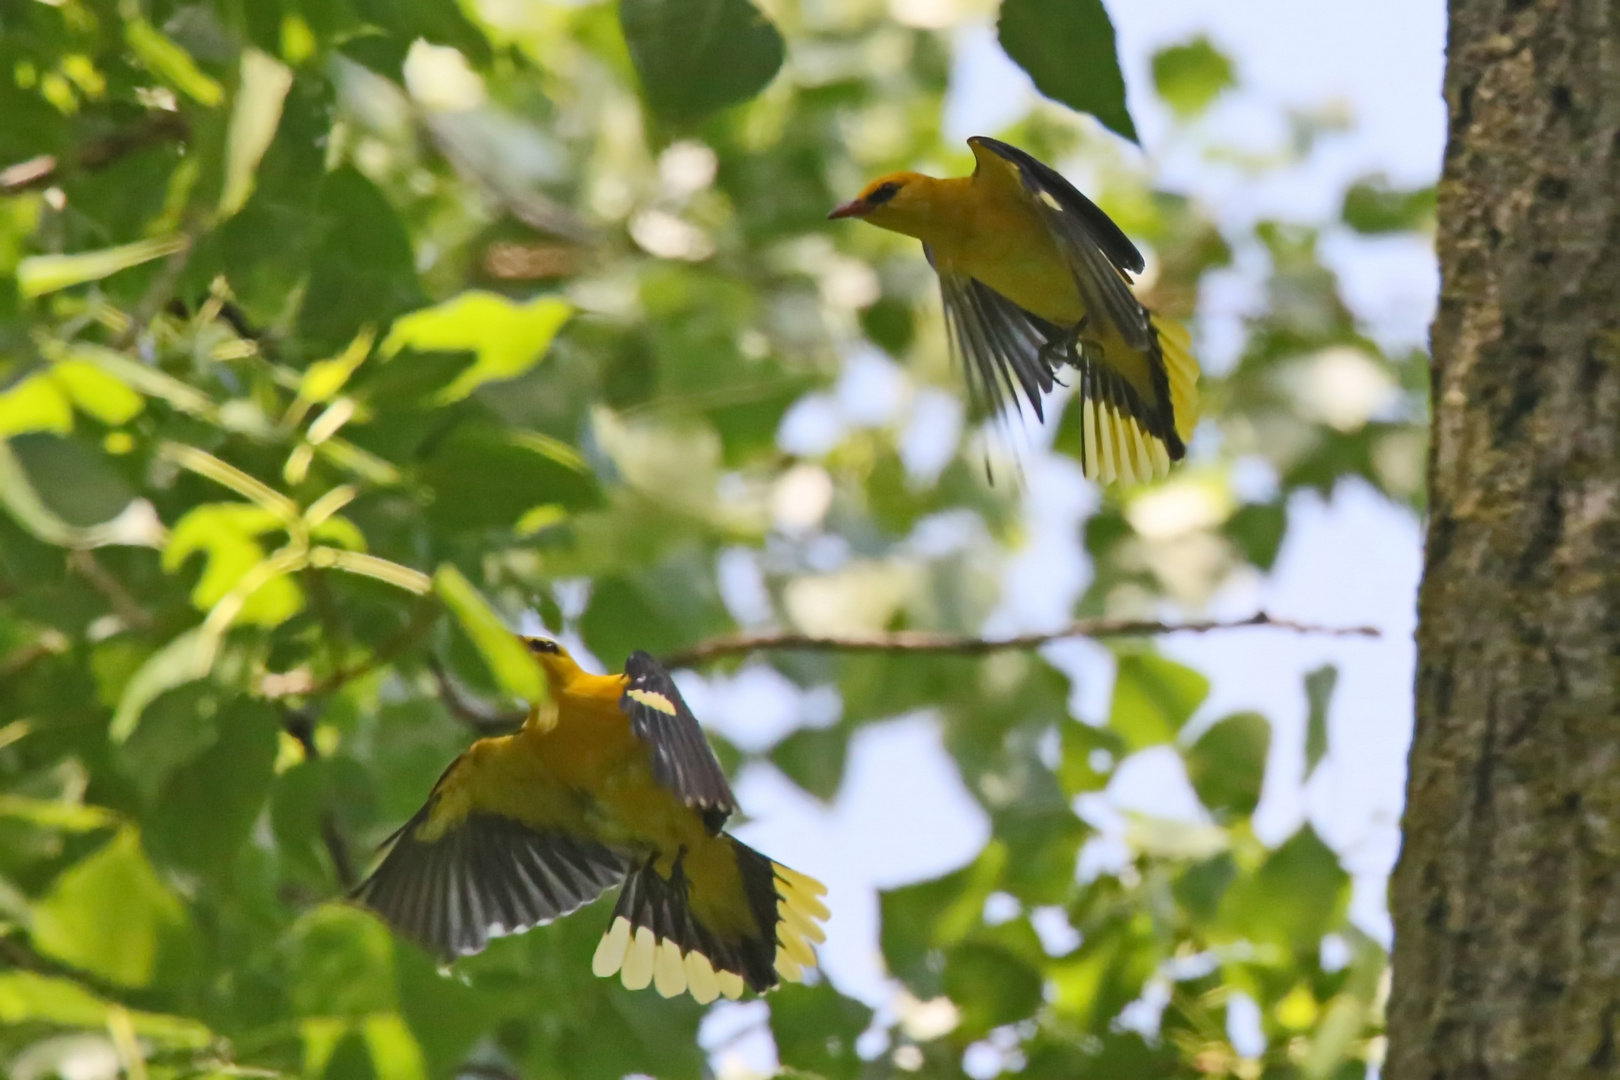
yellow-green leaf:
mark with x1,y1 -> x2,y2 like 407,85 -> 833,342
0,972 -> 211,1047
220,48 -> 293,217
30,828 -> 188,988
124,18 -> 224,106
51,360 -> 145,425
383,292 -> 572,402
0,795 -> 117,833
433,564 -> 545,704
0,374 -> 74,438
18,235 -> 189,298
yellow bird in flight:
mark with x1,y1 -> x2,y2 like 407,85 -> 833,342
353,637 -> 827,1003
831,135 -> 1200,485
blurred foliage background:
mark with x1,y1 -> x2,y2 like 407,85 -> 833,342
0,0 -> 1433,1078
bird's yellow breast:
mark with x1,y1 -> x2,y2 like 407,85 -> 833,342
918,178 -> 1086,327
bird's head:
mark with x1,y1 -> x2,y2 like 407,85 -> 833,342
520,635 -> 585,686
828,172 -> 931,235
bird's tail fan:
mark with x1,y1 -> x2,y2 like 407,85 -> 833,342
590,838 -> 828,1003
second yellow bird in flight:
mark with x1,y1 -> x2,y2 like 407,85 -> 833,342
832,136 -> 1200,485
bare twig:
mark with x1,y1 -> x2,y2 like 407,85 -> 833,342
68,549 -> 155,632
0,111 -> 189,194
657,611 -> 1381,668
426,656 -> 526,735
281,707 -> 356,890
308,595 -> 442,696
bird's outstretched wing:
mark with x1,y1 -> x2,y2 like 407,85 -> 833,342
352,766 -> 629,961
931,252 -> 1061,424
968,136 -> 1156,356
620,652 -> 737,832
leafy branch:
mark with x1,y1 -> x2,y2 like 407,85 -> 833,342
657,611 -> 1380,667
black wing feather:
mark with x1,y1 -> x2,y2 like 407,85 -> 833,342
353,811 -> 628,961
620,651 -> 737,831
969,135 -> 1156,356
968,136 -> 1143,273
932,251 -> 1059,423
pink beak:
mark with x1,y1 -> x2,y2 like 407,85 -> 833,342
828,199 -> 867,220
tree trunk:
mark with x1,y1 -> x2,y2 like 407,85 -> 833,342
1388,1 -> 1620,1077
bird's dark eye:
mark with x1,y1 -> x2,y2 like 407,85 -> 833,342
523,637 -> 560,655
867,181 -> 902,206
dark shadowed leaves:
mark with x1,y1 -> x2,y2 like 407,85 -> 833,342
999,0 -> 1137,142
619,0 -> 785,124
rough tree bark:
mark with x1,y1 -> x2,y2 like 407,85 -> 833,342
1388,1 -> 1620,1077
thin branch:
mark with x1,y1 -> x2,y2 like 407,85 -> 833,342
657,611 -> 1381,668
0,111 -> 189,194
426,656 -> 526,735
308,595 -> 441,696
281,707 -> 356,890
67,549 -> 154,632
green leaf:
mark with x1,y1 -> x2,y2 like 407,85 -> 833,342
0,972 -> 211,1046
51,360 -> 145,425
124,17 -> 225,106
10,432 -> 137,530
1108,652 -> 1210,752
0,795 -> 118,833
291,903 -> 400,1017
1184,711 -> 1270,819
880,844 -> 1006,996
18,235 -> 188,298
220,48 -> 295,218
111,628 -> 211,743
944,941 -> 1044,1040
30,828 -> 188,988
1059,719 -> 1124,796
383,292 -> 573,402
1342,177 -> 1437,234
0,373 -> 73,438
769,980 -> 874,1080
1214,826 -> 1350,954
1226,500 -> 1287,571
1151,36 -> 1235,118
998,0 -> 1137,143
434,564 -> 546,705
147,700 -> 280,872
300,168 -> 423,354
619,0 -> 785,124
1304,664 -> 1337,776
0,439 -> 159,548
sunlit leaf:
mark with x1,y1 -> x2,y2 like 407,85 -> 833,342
18,235 -> 188,298
111,628 -> 210,743
1152,36 -> 1235,118
221,48 -> 294,218
1108,652 -> 1210,751
998,0 -> 1137,143
30,828 -> 189,988
0,972 -> 211,1046
124,18 -> 225,105
1214,826 -> 1350,954
434,564 -> 545,705
1184,711 -> 1270,818
382,292 -> 573,402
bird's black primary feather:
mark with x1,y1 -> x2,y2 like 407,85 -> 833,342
620,652 -> 737,832
352,811 -> 628,961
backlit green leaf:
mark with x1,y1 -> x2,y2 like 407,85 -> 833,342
998,0 -> 1137,143
30,828 -> 188,988
1185,711 -> 1270,818
434,564 -> 546,705
1152,36 -> 1236,118
1109,652 -> 1210,751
